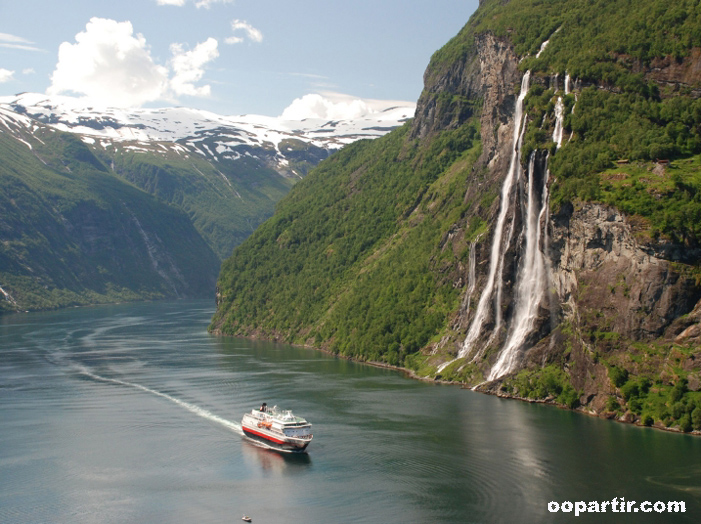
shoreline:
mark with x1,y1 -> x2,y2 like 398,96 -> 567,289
212,328 -> 701,437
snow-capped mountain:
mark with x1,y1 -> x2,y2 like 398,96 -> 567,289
0,93 -> 415,177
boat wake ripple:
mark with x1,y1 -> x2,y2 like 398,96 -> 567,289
78,367 -> 243,435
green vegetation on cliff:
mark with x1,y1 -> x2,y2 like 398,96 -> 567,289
212,121 -> 482,364
433,0 -> 701,85
212,0 -> 701,426
522,81 -> 701,245
0,127 -> 220,312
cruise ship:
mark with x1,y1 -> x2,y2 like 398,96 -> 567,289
241,403 -> 313,453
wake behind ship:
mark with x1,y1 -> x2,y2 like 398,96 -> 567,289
241,403 -> 313,453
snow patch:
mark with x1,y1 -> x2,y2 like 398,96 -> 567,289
0,92 -> 414,156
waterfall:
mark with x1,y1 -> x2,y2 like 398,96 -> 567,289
535,40 -> 550,58
564,72 -> 576,142
488,151 -> 550,380
0,284 -> 17,305
449,33 -> 566,378
456,67 -> 559,380
436,239 -> 480,374
458,71 -> 531,360
465,239 -> 478,314
552,97 -> 564,149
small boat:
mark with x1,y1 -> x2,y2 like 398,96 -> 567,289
241,403 -> 313,453
242,516 -> 252,523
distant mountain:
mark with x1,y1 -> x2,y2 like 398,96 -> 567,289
1,93 -> 414,259
2,93 -> 413,177
0,94 -> 413,312
211,0 -> 701,433
0,111 -> 220,311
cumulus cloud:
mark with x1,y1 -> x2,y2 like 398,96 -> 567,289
225,20 -> 263,44
48,18 -> 169,107
280,92 -> 416,121
280,93 -> 376,120
47,18 -> 218,107
169,38 -> 219,97
0,68 -> 15,83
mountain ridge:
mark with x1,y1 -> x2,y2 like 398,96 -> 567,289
0,93 -> 412,311
1,92 -> 414,178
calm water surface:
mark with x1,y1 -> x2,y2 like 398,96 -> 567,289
1,300 -> 699,523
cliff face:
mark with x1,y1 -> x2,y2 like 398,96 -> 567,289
211,0 -> 701,432
410,2 -> 701,426
413,32 -> 520,165
508,202 -> 701,411
552,204 -> 701,342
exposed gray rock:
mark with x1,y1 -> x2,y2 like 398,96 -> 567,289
550,203 -> 701,341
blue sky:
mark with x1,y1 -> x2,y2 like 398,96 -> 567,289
0,0 -> 479,117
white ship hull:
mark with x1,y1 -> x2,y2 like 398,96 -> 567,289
241,407 -> 313,453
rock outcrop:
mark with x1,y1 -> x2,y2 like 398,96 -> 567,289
413,32 -> 521,169
418,13 -> 701,422
550,203 -> 701,342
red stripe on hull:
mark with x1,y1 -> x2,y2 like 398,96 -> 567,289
242,425 -> 287,445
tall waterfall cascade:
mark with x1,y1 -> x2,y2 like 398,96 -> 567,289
458,56 -> 568,380
488,149 -> 551,380
458,71 -> 532,361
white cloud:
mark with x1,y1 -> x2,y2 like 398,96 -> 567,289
156,0 -> 186,5
48,18 -> 168,107
195,0 -> 234,7
280,92 -> 417,121
280,93 -> 376,120
169,38 -> 219,97
0,33 -> 28,43
225,20 -> 263,44
0,32 -> 41,52
47,18 -> 218,108
0,68 -> 15,83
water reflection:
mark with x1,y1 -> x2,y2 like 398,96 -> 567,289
647,465 -> 701,496
241,440 -> 312,473
1,300 -> 700,524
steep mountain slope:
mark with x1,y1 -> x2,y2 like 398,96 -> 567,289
0,108 -> 220,312
1,93 -> 414,259
0,94 -> 412,312
212,0 -> 701,433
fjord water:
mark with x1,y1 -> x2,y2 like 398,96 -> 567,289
1,301 -> 699,523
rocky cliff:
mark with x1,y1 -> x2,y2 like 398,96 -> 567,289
417,1 -> 701,431
211,0 -> 701,433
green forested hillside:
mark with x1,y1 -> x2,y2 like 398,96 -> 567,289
0,126 -> 220,312
107,146 -> 293,260
213,0 -> 701,363
211,0 -> 701,435
212,121 -> 483,363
